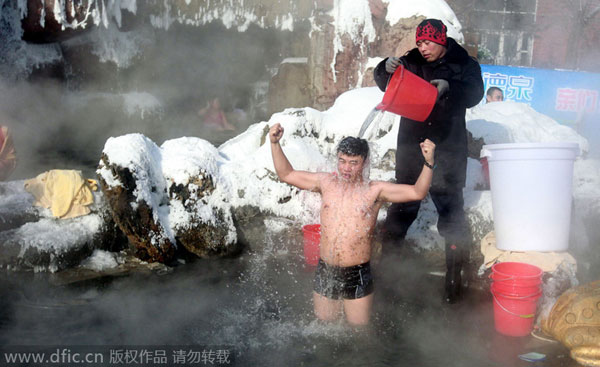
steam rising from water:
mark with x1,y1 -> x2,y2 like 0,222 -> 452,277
0,223 -> 506,366
1,9 -> 287,181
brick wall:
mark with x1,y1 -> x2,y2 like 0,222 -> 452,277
448,0 -> 600,71
447,0 -> 537,66
533,0 -> 600,72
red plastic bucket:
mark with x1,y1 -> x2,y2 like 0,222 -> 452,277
376,65 -> 438,122
490,262 -> 543,294
491,284 -> 541,336
302,224 -> 320,266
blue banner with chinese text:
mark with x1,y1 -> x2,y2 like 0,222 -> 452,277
480,64 -> 600,154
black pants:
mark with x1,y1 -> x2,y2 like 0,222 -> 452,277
383,189 -> 470,257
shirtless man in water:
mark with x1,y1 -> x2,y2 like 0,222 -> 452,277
269,123 -> 436,325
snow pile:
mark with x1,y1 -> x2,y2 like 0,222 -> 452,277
16,215 -> 102,256
467,101 -> 589,153
161,137 -> 220,188
217,88 -> 403,223
218,113 -> 327,224
81,249 -> 122,271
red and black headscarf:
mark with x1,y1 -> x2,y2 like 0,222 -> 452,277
416,19 -> 447,46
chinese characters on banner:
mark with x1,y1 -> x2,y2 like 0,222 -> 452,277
480,65 -> 600,120
482,72 -> 535,103
555,88 -> 599,113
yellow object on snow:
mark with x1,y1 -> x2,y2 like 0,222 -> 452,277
480,231 -> 576,273
24,169 -> 97,219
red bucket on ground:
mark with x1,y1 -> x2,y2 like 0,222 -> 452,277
490,262 -> 543,336
490,262 -> 543,295
491,284 -> 542,337
376,65 -> 438,122
302,224 -> 320,266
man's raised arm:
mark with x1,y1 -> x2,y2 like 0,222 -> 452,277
377,139 -> 436,203
269,123 -> 321,191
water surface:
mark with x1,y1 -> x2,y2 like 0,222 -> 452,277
0,224 -> 575,367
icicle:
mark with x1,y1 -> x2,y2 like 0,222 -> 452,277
39,0 -> 46,28
91,0 -> 101,26
53,0 -> 66,30
70,1 -> 95,29
328,0 -> 376,84
110,0 -> 123,28
101,0 -> 109,28
17,0 -> 28,19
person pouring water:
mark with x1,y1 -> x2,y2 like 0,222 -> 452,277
373,19 -> 484,304
269,122 -> 436,325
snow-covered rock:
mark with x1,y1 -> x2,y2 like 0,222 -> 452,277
97,134 -> 240,263
0,182 -> 126,272
97,134 -> 176,263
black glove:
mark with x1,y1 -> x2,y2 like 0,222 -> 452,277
430,79 -> 449,100
385,56 -> 403,74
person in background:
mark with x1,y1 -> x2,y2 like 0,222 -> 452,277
198,97 -> 236,131
269,122 -> 436,325
373,18 -> 484,304
0,125 -> 16,181
486,87 -> 504,103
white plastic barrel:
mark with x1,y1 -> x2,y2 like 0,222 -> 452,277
480,142 -> 579,252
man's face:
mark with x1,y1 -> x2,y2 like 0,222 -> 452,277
417,40 -> 447,62
486,90 -> 504,102
337,153 -> 365,182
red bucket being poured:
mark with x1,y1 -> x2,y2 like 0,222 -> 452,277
376,65 -> 438,122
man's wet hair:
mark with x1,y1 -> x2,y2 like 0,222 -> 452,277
336,136 -> 369,160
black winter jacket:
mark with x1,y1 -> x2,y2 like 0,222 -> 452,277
374,38 -> 483,191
